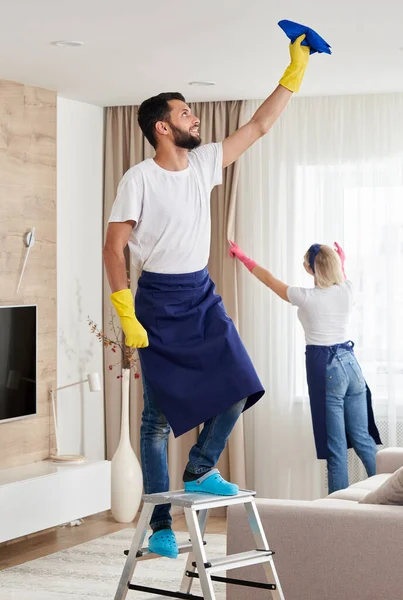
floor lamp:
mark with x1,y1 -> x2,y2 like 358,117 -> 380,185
49,373 -> 101,463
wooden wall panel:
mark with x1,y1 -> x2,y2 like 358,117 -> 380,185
0,80 -> 56,468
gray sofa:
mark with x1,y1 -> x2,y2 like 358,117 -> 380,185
227,447 -> 403,600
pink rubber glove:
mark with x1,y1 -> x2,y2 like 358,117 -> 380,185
229,241 -> 257,273
334,242 -> 346,278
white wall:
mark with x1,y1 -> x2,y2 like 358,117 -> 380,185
57,97 -> 105,460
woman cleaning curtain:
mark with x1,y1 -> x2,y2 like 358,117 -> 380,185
229,240 -> 381,493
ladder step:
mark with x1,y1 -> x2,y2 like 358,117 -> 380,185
142,488 -> 256,509
192,549 -> 274,574
124,541 -> 195,561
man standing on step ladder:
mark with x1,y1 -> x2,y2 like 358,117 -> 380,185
103,35 -> 310,560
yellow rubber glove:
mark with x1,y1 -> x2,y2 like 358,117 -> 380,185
110,289 -> 149,348
279,34 -> 310,93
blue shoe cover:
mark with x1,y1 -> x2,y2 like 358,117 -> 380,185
184,468 -> 239,496
148,529 -> 178,559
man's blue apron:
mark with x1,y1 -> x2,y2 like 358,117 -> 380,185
135,267 -> 265,437
305,341 -> 381,459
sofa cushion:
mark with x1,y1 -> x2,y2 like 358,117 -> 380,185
324,473 -> 392,502
326,487 -> 369,502
359,466 -> 403,505
312,498 -> 360,507
348,473 -> 392,491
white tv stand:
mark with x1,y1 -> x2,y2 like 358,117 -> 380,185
0,459 -> 111,543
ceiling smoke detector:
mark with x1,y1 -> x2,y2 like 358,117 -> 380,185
51,40 -> 84,47
188,81 -> 216,87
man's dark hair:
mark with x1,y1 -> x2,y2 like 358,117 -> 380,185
138,92 -> 186,149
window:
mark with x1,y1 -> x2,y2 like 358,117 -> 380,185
293,163 -> 403,410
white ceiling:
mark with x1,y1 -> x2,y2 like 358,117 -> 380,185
0,0 -> 402,106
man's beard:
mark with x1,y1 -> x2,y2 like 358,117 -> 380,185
169,121 -> 201,150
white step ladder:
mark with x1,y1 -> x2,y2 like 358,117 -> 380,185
114,489 -> 285,600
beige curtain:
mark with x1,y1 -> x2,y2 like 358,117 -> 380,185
103,101 -> 247,495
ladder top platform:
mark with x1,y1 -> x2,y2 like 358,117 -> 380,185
142,488 -> 256,508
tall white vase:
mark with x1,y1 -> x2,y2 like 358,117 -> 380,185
111,369 -> 143,523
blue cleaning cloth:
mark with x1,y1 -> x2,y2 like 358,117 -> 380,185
278,20 -> 331,55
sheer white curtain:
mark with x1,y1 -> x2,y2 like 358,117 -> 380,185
236,93 -> 403,500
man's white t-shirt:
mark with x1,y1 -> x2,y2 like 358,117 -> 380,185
108,142 -> 223,274
287,280 -> 354,346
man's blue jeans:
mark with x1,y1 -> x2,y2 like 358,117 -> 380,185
140,375 -> 246,531
325,349 -> 377,494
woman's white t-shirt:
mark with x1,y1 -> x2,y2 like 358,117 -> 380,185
287,280 -> 354,346
108,143 -> 223,274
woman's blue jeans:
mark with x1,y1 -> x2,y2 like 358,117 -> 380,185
325,349 -> 377,494
140,375 -> 246,531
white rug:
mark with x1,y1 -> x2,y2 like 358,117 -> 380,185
0,529 -> 226,600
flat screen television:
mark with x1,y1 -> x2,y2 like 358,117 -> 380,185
0,305 -> 37,423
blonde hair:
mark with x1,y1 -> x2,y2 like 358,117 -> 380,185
304,244 -> 344,289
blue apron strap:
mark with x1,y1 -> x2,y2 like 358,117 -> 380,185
328,345 -> 338,365
328,341 -> 355,364
341,340 -> 355,352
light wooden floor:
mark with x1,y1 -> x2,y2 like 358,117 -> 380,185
0,511 -> 226,572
